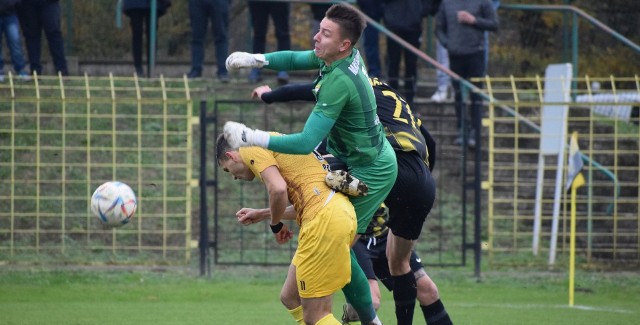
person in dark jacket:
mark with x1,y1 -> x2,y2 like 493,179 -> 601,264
122,0 -> 171,77
0,0 -> 29,81
436,0 -> 498,147
357,0 -> 384,79
16,0 -> 68,76
186,0 -> 229,81
383,0 -> 426,107
247,0 -> 291,84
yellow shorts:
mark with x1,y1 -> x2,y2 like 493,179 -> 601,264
292,193 -> 357,298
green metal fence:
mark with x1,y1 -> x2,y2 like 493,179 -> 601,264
0,74 -> 195,264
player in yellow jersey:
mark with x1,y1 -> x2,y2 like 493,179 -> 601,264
216,132 -> 357,325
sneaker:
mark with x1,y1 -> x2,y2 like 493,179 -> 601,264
187,70 -> 202,79
135,66 -> 144,77
454,130 -> 477,148
341,303 -> 360,325
467,137 -> 476,148
454,135 -> 464,146
467,129 -> 477,148
430,88 -> 449,102
277,71 -> 289,85
325,170 -> 368,197
18,71 -> 31,81
248,68 -> 262,83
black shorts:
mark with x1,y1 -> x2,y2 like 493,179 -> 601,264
352,232 -> 424,291
384,151 -> 436,240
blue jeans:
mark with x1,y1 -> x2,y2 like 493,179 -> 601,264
189,0 -> 229,77
435,40 -> 450,92
248,1 -> 291,53
0,14 -> 27,73
357,0 -> 383,78
17,0 -> 68,75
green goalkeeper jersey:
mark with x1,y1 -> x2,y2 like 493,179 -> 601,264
264,49 -> 385,167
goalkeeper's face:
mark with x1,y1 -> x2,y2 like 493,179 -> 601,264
220,154 -> 255,182
313,18 -> 350,64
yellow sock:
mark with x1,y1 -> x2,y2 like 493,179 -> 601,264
314,313 -> 340,325
288,306 -> 305,325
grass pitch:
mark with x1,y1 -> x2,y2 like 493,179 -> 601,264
1,265 -> 638,325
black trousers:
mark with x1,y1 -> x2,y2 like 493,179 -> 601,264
387,28 -> 422,106
127,9 -> 159,74
17,0 -> 68,75
450,51 -> 485,131
248,2 -> 290,53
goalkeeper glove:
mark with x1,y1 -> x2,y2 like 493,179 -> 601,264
325,170 -> 369,197
223,121 -> 270,148
225,52 -> 268,71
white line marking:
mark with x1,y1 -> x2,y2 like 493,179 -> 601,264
451,303 -> 634,314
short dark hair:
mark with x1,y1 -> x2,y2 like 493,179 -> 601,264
325,2 -> 365,46
215,133 -> 233,165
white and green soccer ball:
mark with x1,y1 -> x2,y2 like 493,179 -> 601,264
91,181 -> 137,227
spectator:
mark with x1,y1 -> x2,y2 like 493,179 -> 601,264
309,4 -> 330,46
357,0 -> 383,78
16,0 -> 68,76
436,0 -> 498,147
430,39 -> 450,102
0,0 -> 29,81
485,0 -> 500,73
247,0 -> 290,84
383,0 -> 425,106
121,0 -> 171,77
186,0 -> 229,82
427,0 -> 451,103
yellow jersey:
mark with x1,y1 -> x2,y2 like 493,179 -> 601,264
239,146 -> 335,227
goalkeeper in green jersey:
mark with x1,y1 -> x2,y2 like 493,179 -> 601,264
223,3 -> 396,325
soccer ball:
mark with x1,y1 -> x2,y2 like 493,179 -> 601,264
91,181 -> 137,227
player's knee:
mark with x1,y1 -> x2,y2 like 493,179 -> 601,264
387,257 -> 411,275
279,290 -> 299,309
416,275 -> 440,304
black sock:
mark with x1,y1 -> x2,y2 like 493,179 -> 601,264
421,299 -> 453,325
392,271 -> 417,325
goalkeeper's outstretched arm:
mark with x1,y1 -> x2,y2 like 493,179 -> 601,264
267,111 -> 335,154
226,50 -> 319,72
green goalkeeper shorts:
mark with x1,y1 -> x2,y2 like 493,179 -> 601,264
349,140 -> 398,234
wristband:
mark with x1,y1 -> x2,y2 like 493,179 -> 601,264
251,129 -> 270,148
270,222 -> 284,233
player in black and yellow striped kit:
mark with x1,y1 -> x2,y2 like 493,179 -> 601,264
253,77 -> 453,325
340,205 -> 451,325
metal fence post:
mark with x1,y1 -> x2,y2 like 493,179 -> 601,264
199,99 -> 209,276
